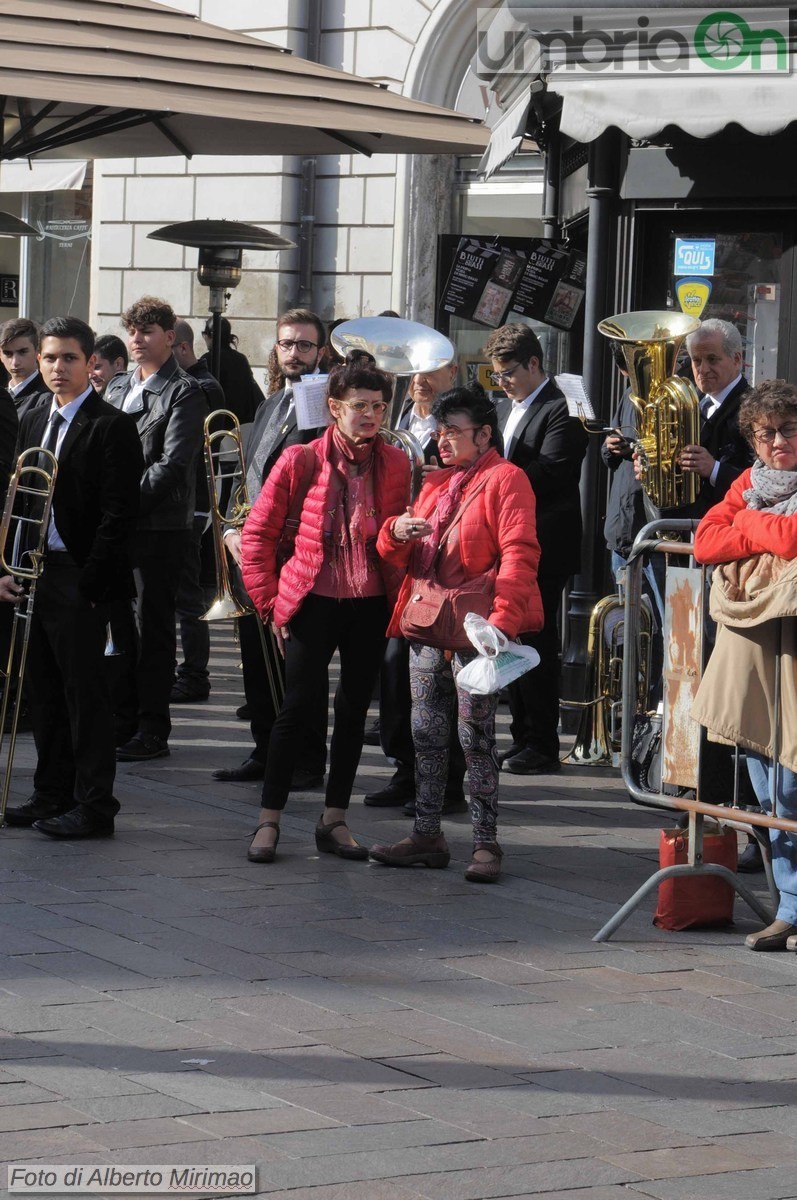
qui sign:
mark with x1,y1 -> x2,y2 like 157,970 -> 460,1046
674,239 -> 715,277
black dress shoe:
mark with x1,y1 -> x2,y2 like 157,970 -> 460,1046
402,795 -> 468,817
738,840 -> 765,873
247,821 -> 280,863
170,680 -> 210,703
289,768 -> 325,791
116,733 -> 169,762
4,795 -> 71,827
212,757 -> 265,782
503,748 -> 561,775
497,742 -> 524,765
236,703 -> 251,721
365,781 -> 415,807
33,808 -> 114,839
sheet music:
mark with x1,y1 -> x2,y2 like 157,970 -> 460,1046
555,373 -> 596,422
294,374 -> 332,431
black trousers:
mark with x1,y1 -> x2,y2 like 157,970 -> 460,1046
25,556 -> 119,821
175,515 -> 212,689
111,529 -> 190,741
379,635 -> 466,796
508,573 -> 566,760
261,593 -> 388,811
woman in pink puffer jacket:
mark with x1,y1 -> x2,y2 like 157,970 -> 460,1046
241,361 -> 409,865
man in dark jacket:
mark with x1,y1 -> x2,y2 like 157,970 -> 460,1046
1,317 -> 142,837
170,319 -> 225,703
105,298 -> 205,761
0,318 -> 51,419
485,323 -> 588,775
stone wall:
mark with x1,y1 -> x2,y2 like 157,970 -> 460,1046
89,0 -> 473,377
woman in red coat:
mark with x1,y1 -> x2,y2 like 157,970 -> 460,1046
371,385 -> 543,883
241,361 -> 410,864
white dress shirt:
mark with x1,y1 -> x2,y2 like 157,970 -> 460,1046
407,407 -> 437,448
502,378 -> 549,455
10,371 -> 40,397
701,374 -> 742,486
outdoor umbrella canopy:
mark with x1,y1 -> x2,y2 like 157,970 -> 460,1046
0,0 -> 489,161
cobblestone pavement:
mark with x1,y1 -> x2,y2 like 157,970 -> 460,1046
1,630 -> 794,1200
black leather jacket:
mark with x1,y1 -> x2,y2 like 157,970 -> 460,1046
105,354 -> 205,531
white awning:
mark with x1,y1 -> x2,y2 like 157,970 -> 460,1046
0,159 -> 87,192
478,87 -> 534,179
549,73 -> 797,142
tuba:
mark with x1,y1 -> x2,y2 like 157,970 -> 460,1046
598,311 -> 701,511
331,315 -> 455,501
563,588 -> 653,767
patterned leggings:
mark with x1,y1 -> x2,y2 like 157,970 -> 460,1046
408,641 -> 500,843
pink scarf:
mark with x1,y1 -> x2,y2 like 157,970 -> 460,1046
415,455 -> 484,577
328,426 -> 376,596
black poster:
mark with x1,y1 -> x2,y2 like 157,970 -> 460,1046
0,275 -> 19,307
440,238 -> 586,332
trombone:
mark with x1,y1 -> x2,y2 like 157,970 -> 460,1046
0,447 -> 58,825
201,409 -> 284,713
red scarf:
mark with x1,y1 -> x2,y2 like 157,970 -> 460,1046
415,454 -> 485,577
328,426 -> 376,596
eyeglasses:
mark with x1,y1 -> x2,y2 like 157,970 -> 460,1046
752,422 -> 797,444
277,338 -> 319,353
489,362 -> 525,385
339,400 -> 388,415
436,425 -> 478,441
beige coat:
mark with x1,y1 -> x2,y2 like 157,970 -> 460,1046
691,555 -> 797,771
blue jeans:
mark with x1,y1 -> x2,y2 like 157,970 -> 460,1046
747,753 -> 797,924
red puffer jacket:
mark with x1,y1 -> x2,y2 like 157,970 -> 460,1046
378,447 -> 543,640
242,425 -> 410,626
694,468 -> 797,564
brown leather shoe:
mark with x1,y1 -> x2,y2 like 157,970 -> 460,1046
369,831 -> 450,869
464,842 -> 503,884
745,918 -> 797,951
247,821 -> 280,864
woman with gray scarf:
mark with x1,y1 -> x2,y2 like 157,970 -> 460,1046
693,380 -> 797,951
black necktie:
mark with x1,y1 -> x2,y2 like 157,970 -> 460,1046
38,410 -> 64,471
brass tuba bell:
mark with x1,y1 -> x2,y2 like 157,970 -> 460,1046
598,311 -> 702,511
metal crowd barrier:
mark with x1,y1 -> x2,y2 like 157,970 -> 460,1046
594,518 -> 795,942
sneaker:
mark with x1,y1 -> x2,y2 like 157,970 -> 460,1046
116,733 -> 170,762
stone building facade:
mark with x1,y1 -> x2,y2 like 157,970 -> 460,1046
88,0 -> 490,377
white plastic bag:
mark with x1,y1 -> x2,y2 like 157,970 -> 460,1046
456,613 -> 540,695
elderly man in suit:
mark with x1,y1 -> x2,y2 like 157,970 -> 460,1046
1,317 -> 143,838
484,322 -> 588,776
212,308 -> 328,786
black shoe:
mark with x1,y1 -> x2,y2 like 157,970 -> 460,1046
738,840 -> 765,873
116,733 -> 170,762
290,768 -> 325,792
33,808 -> 115,839
212,757 -> 265,782
362,719 -> 381,747
402,795 -> 468,817
4,795 -> 71,828
497,742 -> 524,765
170,680 -> 210,703
503,748 -> 561,775
365,781 -> 415,807
236,703 -> 250,721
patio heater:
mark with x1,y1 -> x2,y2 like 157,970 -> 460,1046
148,220 -> 296,380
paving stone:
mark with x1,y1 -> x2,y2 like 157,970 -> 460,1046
124,1070 -> 291,1111
385,1159 -> 641,1199
179,1107 -> 340,1138
0,1102 -> 95,1132
627,1165 -> 796,1199
600,1143 -> 764,1179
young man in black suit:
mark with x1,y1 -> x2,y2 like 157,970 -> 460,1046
484,323 -> 588,776
212,308 -> 328,786
0,318 -> 51,420
0,317 -> 143,838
